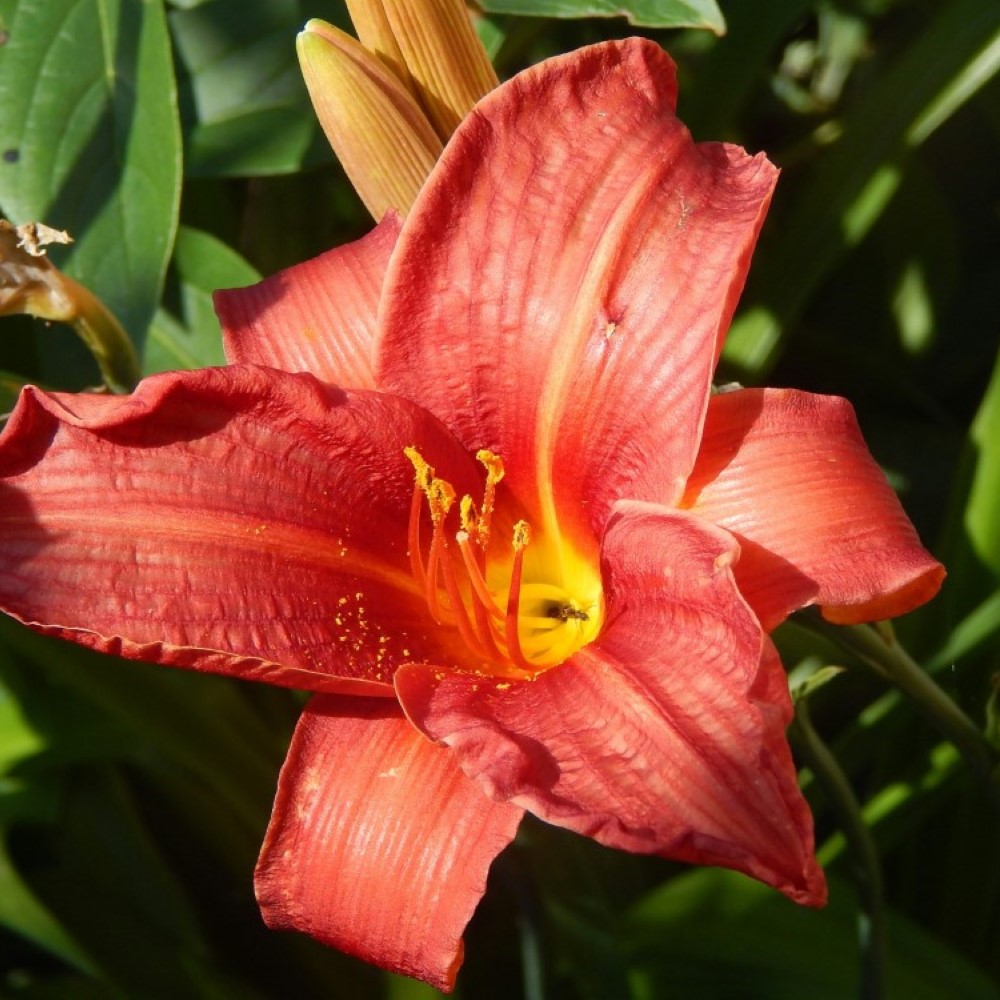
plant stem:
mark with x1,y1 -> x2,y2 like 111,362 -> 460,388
792,698 -> 886,1000
800,612 -> 1000,809
67,275 -> 141,393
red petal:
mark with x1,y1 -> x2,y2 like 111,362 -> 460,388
682,388 -> 945,628
215,214 -> 401,389
0,366 -> 479,692
377,39 -> 777,540
256,696 -> 522,991
396,502 -> 826,905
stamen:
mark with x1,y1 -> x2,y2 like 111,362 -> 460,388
423,478 -> 456,623
504,520 -> 535,673
474,449 -> 504,547
403,445 -> 599,675
437,542 -> 495,661
456,531 -> 504,620
424,530 -> 446,623
471,598 -> 505,660
407,481 -> 427,591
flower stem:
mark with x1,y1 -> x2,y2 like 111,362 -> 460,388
65,274 -> 141,393
799,611 -> 1000,809
792,698 -> 886,1000
0,220 -> 140,393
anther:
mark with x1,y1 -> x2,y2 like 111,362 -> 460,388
404,446 -> 434,491
474,449 -> 504,547
459,494 -> 478,536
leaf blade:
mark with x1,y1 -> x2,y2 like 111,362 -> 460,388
0,0 -> 182,349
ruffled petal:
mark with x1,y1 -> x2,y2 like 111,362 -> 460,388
255,696 -> 523,991
682,388 -> 945,628
215,214 -> 401,389
376,38 -> 777,541
396,502 -> 825,905
0,366 -> 481,692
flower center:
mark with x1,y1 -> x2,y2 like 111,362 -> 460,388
405,447 -> 603,675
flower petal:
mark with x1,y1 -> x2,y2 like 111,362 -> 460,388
0,366 -> 480,692
255,695 -> 522,991
214,214 -> 401,389
682,388 -> 945,628
395,502 -> 825,905
377,38 -> 777,539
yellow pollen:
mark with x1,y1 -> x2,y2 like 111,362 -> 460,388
512,520 -> 531,550
426,478 -> 455,523
459,494 -> 478,536
404,446 -> 433,490
403,446 -> 603,675
476,449 -> 505,483
472,449 -> 504,547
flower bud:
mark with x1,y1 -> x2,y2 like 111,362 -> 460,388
298,20 -> 443,219
373,0 -> 499,139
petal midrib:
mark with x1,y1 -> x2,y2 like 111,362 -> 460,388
533,124 -> 686,546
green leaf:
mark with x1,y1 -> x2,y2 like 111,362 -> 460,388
474,14 -> 508,62
789,664 -> 846,703
170,0 -> 347,176
927,588 -> 1000,673
679,0 -> 816,137
145,225 -> 260,374
0,0 -> 182,350
0,837 -> 98,975
0,670 -> 44,772
625,869 -> 998,1000
816,742 -> 962,867
724,0 -> 1000,376
965,347 -> 1000,576
478,0 -> 724,32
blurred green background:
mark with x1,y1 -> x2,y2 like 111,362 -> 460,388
1,0 -> 999,996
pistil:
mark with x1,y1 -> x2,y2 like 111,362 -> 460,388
504,521 -> 535,673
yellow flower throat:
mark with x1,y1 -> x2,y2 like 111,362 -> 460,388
405,447 -> 603,675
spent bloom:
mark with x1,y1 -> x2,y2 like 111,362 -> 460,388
0,39 -> 942,990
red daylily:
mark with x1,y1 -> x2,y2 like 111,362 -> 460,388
0,39 -> 942,990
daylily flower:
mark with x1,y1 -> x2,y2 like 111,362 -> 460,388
0,40 -> 943,990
